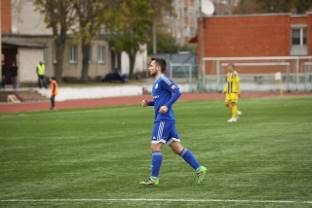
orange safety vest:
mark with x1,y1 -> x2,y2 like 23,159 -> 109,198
50,80 -> 59,96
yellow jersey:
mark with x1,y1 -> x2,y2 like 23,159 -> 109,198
224,71 -> 240,94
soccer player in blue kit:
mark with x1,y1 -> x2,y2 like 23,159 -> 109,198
140,58 -> 207,186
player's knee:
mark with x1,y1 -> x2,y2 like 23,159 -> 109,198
151,143 -> 161,152
170,142 -> 184,154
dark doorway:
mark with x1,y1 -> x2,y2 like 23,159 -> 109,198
2,45 -> 18,84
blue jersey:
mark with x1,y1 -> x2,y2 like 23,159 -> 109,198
148,74 -> 181,122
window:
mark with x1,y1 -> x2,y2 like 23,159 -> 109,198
292,27 -> 307,46
97,46 -> 105,64
69,45 -> 78,63
303,28 -> 307,45
291,26 -> 308,56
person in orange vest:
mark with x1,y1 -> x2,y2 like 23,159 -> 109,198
49,77 -> 58,110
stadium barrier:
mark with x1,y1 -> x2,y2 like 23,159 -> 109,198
201,56 -> 312,92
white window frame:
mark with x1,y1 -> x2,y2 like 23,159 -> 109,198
69,45 -> 78,64
291,25 -> 308,56
291,25 -> 307,46
97,46 -> 105,64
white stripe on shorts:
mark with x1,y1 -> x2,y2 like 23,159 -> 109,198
157,121 -> 165,141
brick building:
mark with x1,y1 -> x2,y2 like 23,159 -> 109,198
204,13 -> 311,57
1,0 -> 11,33
190,12 -> 312,91
196,12 -> 312,74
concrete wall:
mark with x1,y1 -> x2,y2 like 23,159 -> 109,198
62,40 -> 111,80
18,47 -> 44,83
11,0 -> 51,35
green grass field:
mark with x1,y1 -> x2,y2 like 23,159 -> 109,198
1,96 -> 312,208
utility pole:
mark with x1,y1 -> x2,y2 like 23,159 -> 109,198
198,9 -> 206,91
198,0 -> 214,91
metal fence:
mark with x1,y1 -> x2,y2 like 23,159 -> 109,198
162,56 -> 312,92
201,56 -> 312,92
168,63 -> 197,91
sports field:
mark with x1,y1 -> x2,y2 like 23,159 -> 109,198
0,96 -> 312,208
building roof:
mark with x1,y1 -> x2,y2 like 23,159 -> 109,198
2,36 -> 46,48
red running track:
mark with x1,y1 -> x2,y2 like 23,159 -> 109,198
0,92 -> 311,113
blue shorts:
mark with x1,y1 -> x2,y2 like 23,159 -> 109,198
152,120 -> 180,144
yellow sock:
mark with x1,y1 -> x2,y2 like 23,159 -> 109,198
232,103 -> 238,118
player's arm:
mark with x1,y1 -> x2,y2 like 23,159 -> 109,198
235,75 -> 240,97
141,99 -> 154,107
223,83 -> 228,93
237,76 -> 240,94
163,81 -> 181,108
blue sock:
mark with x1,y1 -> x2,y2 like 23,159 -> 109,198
151,151 -> 163,178
179,148 -> 200,170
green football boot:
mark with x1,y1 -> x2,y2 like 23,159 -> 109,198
139,176 -> 159,186
195,166 -> 207,184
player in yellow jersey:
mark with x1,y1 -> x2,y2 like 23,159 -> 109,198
223,64 -> 242,122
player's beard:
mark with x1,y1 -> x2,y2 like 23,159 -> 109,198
150,70 -> 157,77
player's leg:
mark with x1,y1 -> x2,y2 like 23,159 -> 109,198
50,95 -> 55,110
140,145 -> 162,186
231,101 -> 238,118
140,121 -> 166,186
169,141 -> 207,184
227,101 -> 238,122
150,142 -> 162,180
236,96 -> 242,116
228,92 -> 240,122
225,94 -> 234,121
232,100 -> 241,118
170,141 -> 199,169
225,93 -> 231,109
230,93 -> 240,121
168,122 -> 207,184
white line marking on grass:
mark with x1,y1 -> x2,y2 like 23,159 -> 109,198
1,198 -> 312,204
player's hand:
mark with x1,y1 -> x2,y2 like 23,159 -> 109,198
159,105 -> 168,114
141,99 -> 148,107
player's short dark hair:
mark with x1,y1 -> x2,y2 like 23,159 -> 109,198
151,58 -> 167,73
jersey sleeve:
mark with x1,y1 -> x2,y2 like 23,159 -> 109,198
234,75 -> 240,93
223,83 -> 228,93
161,78 -> 181,108
236,76 -> 240,93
